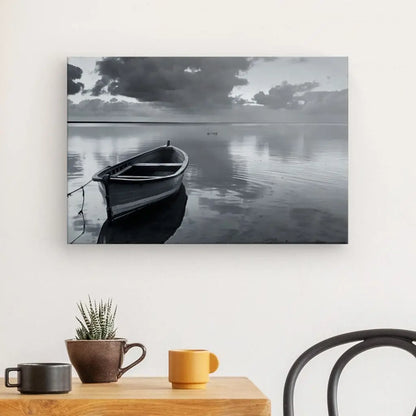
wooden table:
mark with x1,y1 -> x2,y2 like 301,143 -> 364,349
0,377 -> 271,416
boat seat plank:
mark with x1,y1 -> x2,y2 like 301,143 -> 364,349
115,175 -> 165,180
132,163 -> 183,167
113,166 -> 132,176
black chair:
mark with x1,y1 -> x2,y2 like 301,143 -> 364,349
283,329 -> 416,416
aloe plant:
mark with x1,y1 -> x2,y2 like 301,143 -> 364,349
75,297 -> 117,340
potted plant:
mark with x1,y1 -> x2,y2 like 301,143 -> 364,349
66,297 -> 146,383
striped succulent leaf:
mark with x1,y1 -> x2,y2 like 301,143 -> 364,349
75,297 -> 117,340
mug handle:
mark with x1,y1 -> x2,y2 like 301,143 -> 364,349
5,368 -> 21,388
118,343 -> 147,378
209,353 -> 219,373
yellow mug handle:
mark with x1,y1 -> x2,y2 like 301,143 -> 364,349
209,353 -> 219,373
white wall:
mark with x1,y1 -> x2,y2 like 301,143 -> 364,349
1,0 -> 416,414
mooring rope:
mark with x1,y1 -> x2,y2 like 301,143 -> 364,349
67,179 -> 93,197
67,179 -> 93,244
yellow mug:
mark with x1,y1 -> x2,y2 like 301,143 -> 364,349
169,349 -> 219,389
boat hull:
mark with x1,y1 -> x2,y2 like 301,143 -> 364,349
98,173 -> 184,220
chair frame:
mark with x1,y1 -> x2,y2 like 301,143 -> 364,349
283,329 -> 416,416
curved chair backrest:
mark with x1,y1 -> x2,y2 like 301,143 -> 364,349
283,329 -> 416,416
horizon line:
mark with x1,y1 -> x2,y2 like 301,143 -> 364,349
67,120 -> 347,125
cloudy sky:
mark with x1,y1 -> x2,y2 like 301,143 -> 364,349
68,57 -> 347,122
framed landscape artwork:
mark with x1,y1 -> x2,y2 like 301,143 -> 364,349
67,57 -> 348,244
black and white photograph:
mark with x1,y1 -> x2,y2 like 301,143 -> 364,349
67,57 -> 348,244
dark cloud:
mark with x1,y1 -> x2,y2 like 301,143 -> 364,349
253,81 -> 319,109
90,57 -> 252,109
67,64 -> 84,95
91,76 -> 111,96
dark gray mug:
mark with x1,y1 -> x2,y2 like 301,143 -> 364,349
5,363 -> 72,394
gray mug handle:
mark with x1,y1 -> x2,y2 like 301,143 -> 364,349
5,368 -> 21,388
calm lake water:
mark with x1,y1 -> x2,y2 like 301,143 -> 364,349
67,123 -> 348,243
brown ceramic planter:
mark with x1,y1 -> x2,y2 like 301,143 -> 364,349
65,338 -> 146,383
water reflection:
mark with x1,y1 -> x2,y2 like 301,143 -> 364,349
68,123 -> 348,243
97,185 -> 188,244
67,154 -> 83,179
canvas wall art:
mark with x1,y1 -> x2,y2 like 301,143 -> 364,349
67,57 -> 348,244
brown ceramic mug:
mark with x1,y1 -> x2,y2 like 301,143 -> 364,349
65,338 -> 146,383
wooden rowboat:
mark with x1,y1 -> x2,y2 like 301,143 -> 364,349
93,141 -> 189,222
